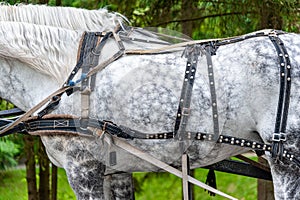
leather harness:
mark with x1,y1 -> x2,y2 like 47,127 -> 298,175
0,28 -> 299,169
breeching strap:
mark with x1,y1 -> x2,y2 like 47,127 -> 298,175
269,32 -> 292,160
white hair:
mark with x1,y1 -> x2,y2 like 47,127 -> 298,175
0,21 -> 82,84
0,3 -> 126,32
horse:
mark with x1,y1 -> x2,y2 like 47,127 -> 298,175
0,16 -> 299,200
0,4 -> 136,198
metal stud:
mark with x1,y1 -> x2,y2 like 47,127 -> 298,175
185,78 -> 188,82
72,71 -> 76,74
214,114 -> 218,118
208,65 -> 212,68
285,54 -> 289,57
191,69 -> 195,73
287,77 -> 291,81
236,140 -> 240,144
281,63 -> 285,66
190,76 -> 194,79
279,53 -> 283,57
208,135 -> 212,141
287,65 -> 291,69
281,73 -> 285,77
186,71 -> 190,74
187,63 -> 191,67
210,82 -> 214,85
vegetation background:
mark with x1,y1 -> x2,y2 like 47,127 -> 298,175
0,0 -> 299,199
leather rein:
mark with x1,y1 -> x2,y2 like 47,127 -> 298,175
0,28 -> 299,169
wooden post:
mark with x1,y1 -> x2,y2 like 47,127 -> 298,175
257,157 -> 274,200
51,164 -> 58,200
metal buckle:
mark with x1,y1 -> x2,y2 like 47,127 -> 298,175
280,132 -> 287,141
272,132 -> 286,142
182,107 -> 191,116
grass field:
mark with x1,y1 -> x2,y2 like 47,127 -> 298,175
0,167 -> 257,199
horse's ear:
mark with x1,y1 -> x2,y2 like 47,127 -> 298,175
205,169 -> 217,196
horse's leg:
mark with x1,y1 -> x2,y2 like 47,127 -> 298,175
64,146 -> 106,199
110,173 -> 135,200
267,157 -> 300,199
42,136 -> 134,199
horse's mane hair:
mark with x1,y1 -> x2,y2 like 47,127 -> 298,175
0,21 -> 82,84
0,3 -> 125,32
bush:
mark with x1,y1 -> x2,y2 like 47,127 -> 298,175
0,139 -> 20,170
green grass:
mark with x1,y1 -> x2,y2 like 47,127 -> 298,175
134,168 -> 257,200
0,168 -> 76,200
0,167 -> 257,199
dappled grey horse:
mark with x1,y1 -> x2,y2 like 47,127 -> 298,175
0,4 -> 135,199
0,6 -> 299,200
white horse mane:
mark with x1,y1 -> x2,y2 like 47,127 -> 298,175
0,4 -> 127,84
0,21 -> 81,84
0,3 -> 125,32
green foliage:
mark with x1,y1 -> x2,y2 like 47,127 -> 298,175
134,168 -> 257,200
0,168 -> 76,199
0,138 -> 20,170
0,167 -> 257,199
0,99 -> 23,170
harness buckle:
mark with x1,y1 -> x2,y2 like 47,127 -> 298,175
272,132 -> 286,142
182,107 -> 191,116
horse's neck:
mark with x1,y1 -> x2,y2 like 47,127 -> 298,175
0,59 -> 59,110
0,22 -> 81,111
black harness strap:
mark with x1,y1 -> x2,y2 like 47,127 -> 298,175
269,32 -> 292,160
174,45 -> 201,140
205,44 -> 220,141
0,108 -> 24,117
